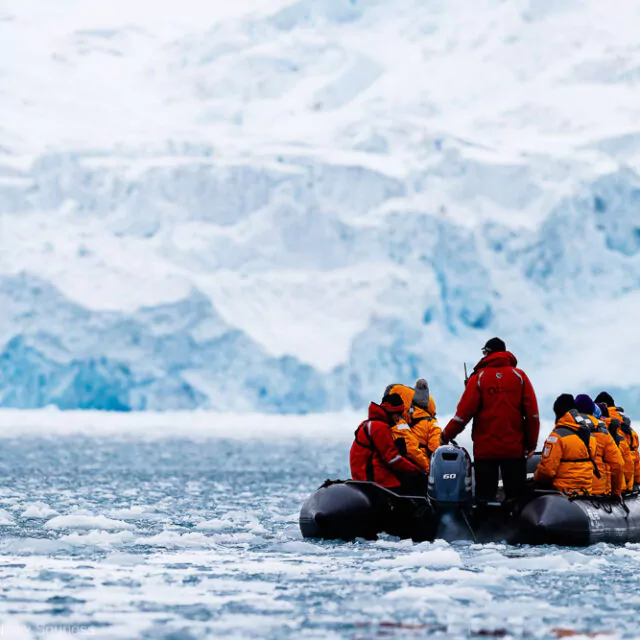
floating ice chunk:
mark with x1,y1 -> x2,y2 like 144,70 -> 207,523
613,547 -> 640,559
214,510 -> 268,534
415,539 -> 453,550
475,549 -> 608,573
469,542 -> 507,551
276,540 -> 327,555
247,522 -> 268,534
374,538 -> 416,550
195,518 -> 236,532
365,569 -> 406,583
0,537 -> 72,555
230,559 -> 324,577
414,566 -> 518,586
107,505 -> 166,521
373,549 -> 462,569
21,502 -> 59,519
384,585 -> 492,603
278,524 -> 303,540
137,531 -> 217,549
207,532 -> 265,544
60,531 -> 136,546
0,509 -> 14,525
560,550 -> 604,565
329,567 -> 405,583
270,512 -> 300,523
44,514 -> 135,531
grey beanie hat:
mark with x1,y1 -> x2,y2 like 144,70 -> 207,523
412,378 -> 430,410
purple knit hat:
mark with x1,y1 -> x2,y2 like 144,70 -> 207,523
575,394 -> 595,415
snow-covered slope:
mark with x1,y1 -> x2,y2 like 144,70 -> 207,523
2,0 -> 640,415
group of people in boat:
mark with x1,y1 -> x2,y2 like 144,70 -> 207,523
350,337 -> 640,501
534,392 -> 639,496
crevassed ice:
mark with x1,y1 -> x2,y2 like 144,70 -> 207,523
3,0 -> 640,416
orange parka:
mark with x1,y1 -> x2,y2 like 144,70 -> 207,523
585,416 -> 625,495
388,384 -> 441,474
534,411 -> 597,495
610,407 -> 640,490
633,431 -> 640,486
603,416 -> 634,492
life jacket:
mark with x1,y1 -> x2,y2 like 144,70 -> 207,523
353,420 -> 376,481
611,407 -> 640,489
607,417 -> 635,491
621,415 -> 639,454
607,417 -> 625,446
555,411 -> 600,480
535,410 -> 597,495
410,408 -> 442,468
620,414 -> 633,437
387,384 -> 440,472
587,415 -> 624,495
390,420 -> 429,471
350,403 -> 422,488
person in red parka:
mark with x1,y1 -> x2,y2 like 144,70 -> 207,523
350,393 -> 426,495
441,337 -> 540,502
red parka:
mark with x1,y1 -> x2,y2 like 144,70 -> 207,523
443,351 -> 540,460
350,403 -> 422,489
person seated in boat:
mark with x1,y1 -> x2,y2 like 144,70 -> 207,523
598,402 -> 634,492
574,394 -> 624,497
596,392 -> 640,491
441,337 -> 540,502
534,394 -> 597,495
350,393 -> 426,495
385,380 -> 442,475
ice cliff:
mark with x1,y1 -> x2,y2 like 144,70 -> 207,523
2,0 -> 640,415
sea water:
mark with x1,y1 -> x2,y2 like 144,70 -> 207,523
0,436 -> 637,639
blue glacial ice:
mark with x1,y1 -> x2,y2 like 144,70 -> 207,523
3,0 -> 640,414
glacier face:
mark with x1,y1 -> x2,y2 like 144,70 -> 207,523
2,0 -> 640,415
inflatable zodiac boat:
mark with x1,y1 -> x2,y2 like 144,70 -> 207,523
299,446 -> 640,546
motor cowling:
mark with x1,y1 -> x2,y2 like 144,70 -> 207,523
428,446 -> 472,505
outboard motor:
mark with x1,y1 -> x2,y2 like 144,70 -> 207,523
428,445 -> 474,541
428,445 -> 472,507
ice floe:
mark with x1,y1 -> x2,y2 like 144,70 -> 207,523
137,531 -> 219,549
20,502 -> 59,519
384,585 -> 493,603
195,518 -> 236,532
60,531 -> 136,547
373,548 -> 463,569
44,514 -> 136,531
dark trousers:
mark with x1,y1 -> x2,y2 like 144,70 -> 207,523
474,458 -> 527,502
